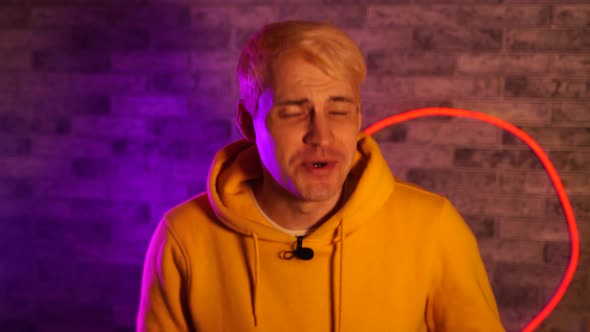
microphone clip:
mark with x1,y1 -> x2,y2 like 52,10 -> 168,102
283,236 -> 314,260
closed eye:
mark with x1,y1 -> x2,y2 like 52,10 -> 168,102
329,111 -> 350,115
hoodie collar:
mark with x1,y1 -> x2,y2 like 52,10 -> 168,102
207,133 -> 395,243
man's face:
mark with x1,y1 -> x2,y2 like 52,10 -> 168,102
252,53 -> 362,202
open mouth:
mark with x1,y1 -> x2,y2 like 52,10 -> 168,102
312,162 -> 328,168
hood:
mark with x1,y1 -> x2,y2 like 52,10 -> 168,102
206,132 -> 396,243
206,132 -> 396,331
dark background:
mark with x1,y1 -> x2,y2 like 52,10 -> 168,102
0,0 -> 588,331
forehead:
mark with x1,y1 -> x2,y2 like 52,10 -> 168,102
268,53 -> 356,99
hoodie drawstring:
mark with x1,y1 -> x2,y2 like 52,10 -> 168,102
251,232 -> 260,326
250,225 -> 344,331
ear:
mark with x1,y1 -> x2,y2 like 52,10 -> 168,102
236,101 -> 256,141
357,102 -> 363,130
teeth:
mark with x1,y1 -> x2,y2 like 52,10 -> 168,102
313,162 -> 327,168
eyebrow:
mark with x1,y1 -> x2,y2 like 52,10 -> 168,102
276,96 -> 355,106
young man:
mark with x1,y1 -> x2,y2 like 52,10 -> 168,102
137,21 -> 505,331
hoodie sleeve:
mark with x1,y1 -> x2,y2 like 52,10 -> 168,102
426,200 -> 505,332
137,218 -> 194,332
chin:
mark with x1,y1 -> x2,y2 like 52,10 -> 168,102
296,184 -> 342,202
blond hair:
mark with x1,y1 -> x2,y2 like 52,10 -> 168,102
237,21 -> 367,114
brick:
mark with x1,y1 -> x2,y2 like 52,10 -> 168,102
457,53 -> 551,74
372,123 -> 407,142
150,71 -> 232,96
111,96 -> 188,117
37,300 -> 114,327
111,137 -> 218,165
0,320 -> 36,331
0,29 -> 32,50
499,218 -> 570,242
454,148 -> 543,169
551,102 -> 590,125
505,76 -> 590,99
493,262 -> 565,288
37,178 -> 111,200
190,5 -> 232,29
191,5 -> 275,30
450,192 -> 560,218
71,157 -> 111,178
367,5 -> 550,28
464,215 -> 496,238
551,55 -> 590,75
407,168 -> 498,192
0,177 -> 33,199
508,29 -> 590,51
438,100 -> 552,125
191,50 -> 238,72
412,27 -> 502,51
232,5 -> 276,29
190,95 -> 240,120
0,49 -> 30,71
344,28 -> 413,53
543,241 -> 570,264
71,26 -> 149,51
0,73 -> 21,94
0,113 -> 71,135
414,0 -> 499,4
31,135 -> 113,158
495,283 -> 544,309
361,98 -> 458,128
367,52 -> 456,75
32,49 -> 111,72
503,126 -> 590,147
29,0 -> 145,4
20,73 -> 147,95
71,115 -> 150,139
501,170 -> 562,195
406,118 -> 500,144
152,27 -> 230,51
363,77 -> 499,99
36,217 -> 111,245
0,7 -> 30,28
548,150 -> 590,172
536,311 -> 588,332
34,5 -> 189,28
0,157 -> 71,178
572,196 -> 590,217
109,177 -> 191,201
0,136 -> 31,156
18,95 -> 110,116
554,5 -> 590,27
380,142 -> 454,167
514,171 -> 552,194
481,239 -> 546,263
233,0 -> 276,3
499,308 -> 540,332
279,5 -> 366,28
546,196 -> 589,222
69,200 -> 152,225
531,172 -> 590,196
112,51 -> 189,72
549,271 -> 590,312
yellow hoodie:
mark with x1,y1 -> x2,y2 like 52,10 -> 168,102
137,134 -> 505,332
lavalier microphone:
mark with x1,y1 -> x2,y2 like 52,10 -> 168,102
283,236 -> 314,260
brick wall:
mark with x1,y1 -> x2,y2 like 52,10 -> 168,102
0,1 -> 588,331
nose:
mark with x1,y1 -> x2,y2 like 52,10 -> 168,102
303,111 -> 333,147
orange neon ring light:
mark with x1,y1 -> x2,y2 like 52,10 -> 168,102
363,107 -> 579,332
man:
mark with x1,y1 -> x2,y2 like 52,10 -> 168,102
137,21 -> 505,331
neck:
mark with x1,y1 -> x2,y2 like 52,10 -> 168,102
251,173 -> 344,232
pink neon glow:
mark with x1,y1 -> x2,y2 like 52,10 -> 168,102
363,107 -> 580,332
